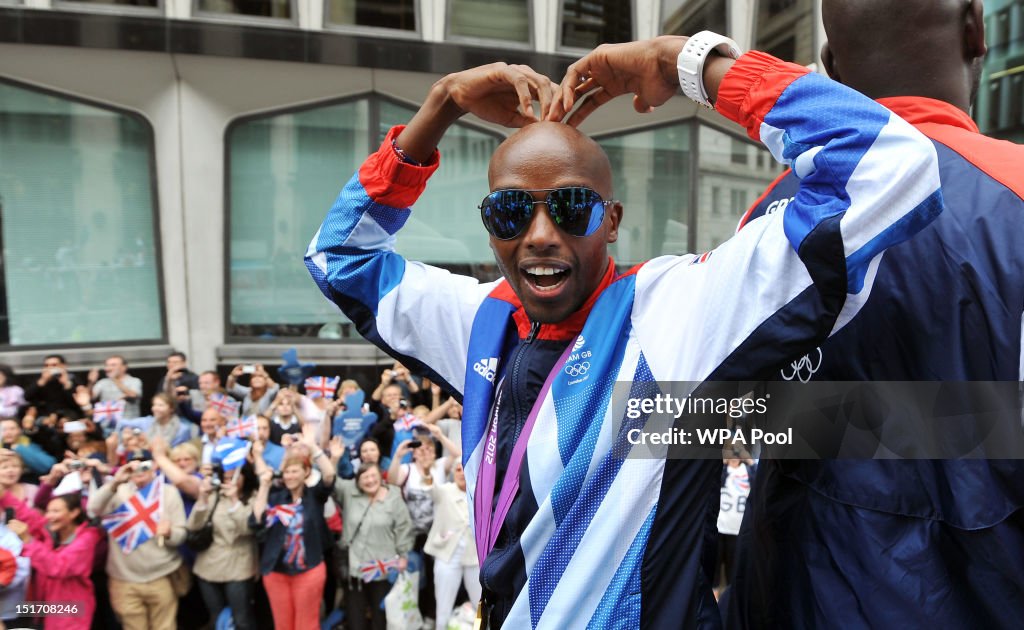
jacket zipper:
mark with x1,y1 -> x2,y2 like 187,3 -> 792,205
509,321 -> 541,446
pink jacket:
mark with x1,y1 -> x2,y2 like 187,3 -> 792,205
0,492 -> 99,629
22,523 -> 100,630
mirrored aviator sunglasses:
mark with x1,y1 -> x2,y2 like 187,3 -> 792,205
479,187 -> 615,240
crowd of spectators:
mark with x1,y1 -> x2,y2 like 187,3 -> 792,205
0,352 -> 475,630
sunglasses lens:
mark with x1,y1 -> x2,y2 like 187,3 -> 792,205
481,190 -> 534,239
547,187 -> 605,237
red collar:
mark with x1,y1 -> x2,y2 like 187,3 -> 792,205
491,258 -> 617,342
876,96 -> 978,133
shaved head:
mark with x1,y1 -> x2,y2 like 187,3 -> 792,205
484,121 -> 622,324
489,122 -> 613,198
821,0 -> 987,110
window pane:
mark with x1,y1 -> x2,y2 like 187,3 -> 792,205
756,0 -> 814,65
228,100 -> 370,339
195,0 -> 292,17
662,0 -> 725,36
227,97 -> 502,340
597,123 -> 692,263
450,0 -> 529,42
561,0 -> 633,49
0,82 -> 163,345
697,125 -> 781,252
327,0 -> 416,31
378,100 -> 502,272
58,0 -> 159,6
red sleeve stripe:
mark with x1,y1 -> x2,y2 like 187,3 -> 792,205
715,51 -> 809,142
358,125 -> 441,209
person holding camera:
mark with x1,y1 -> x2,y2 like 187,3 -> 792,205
7,492 -> 102,630
388,423 -> 460,622
250,426 -> 335,630
90,450 -> 187,630
371,362 -> 422,408
188,459 -> 258,630
330,457 -> 413,630
24,355 -> 78,419
226,364 -> 279,418
159,352 -> 199,400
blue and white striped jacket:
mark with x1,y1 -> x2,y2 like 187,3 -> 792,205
305,51 -> 943,628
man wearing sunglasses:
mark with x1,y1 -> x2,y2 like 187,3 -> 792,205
306,35 -> 943,628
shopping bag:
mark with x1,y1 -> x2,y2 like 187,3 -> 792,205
384,570 -> 422,630
446,601 -> 477,630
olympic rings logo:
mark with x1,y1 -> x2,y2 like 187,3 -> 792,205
780,347 -> 823,383
564,362 -> 591,377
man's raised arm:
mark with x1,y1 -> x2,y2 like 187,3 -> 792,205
550,36 -> 943,381
305,64 -> 557,398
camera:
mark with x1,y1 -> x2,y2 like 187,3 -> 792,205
242,365 -> 256,374
68,460 -> 85,472
137,461 -> 154,473
49,368 -> 61,377
390,370 -> 399,378
132,428 -> 142,436
210,463 -> 224,487
399,399 -> 409,409
408,440 -> 422,449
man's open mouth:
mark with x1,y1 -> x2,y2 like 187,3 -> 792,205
522,264 -> 571,291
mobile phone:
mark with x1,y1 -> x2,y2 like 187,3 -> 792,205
242,365 -> 256,374
3,507 -> 13,523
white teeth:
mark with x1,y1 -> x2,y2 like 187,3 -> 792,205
525,266 -> 566,276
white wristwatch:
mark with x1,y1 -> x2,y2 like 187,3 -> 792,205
677,31 -> 742,108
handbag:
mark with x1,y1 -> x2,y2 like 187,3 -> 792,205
185,491 -> 220,553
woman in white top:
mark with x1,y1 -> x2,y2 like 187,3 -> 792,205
424,461 -> 479,630
388,422 -> 460,621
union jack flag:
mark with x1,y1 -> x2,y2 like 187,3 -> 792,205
689,250 -> 714,265
304,376 -> 339,400
284,530 -> 307,570
732,472 -> 750,493
358,557 -> 401,582
208,393 -> 241,420
93,400 -> 125,428
393,413 -> 420,433
265,502 -> 298,528
225,415 -> 257,439
101,475 -> 163,554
